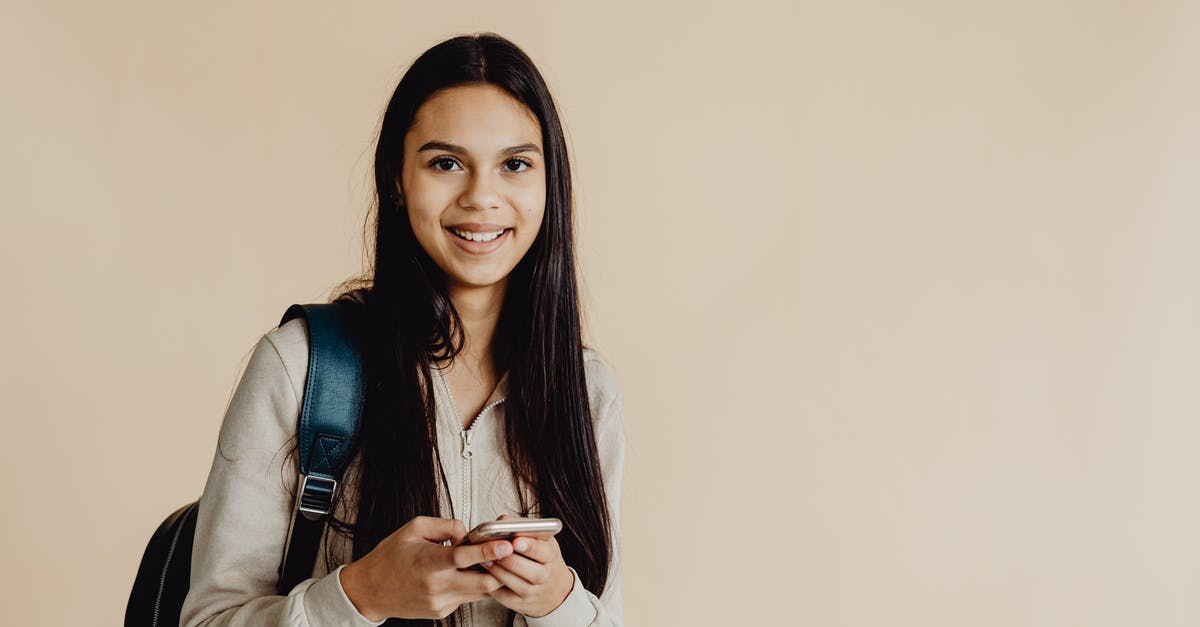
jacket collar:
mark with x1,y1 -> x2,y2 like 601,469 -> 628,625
432,365 -> 510,427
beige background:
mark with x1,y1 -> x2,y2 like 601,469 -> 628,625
2,1 -> 1198,625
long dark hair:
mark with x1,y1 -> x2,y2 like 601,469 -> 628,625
287,33 -> 612,626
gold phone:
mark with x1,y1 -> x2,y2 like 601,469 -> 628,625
464,518 -> 562,545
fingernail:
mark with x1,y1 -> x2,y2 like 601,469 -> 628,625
495,543 -> 512,557
483,561 -> 494,568
514,538 -> 529,552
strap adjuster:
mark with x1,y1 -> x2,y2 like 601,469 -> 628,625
297,474 -> 337,520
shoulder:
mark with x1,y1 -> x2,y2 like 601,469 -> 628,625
581,346 -> 622,423
581,348 -> 625,479
211,317 -> 310,462
259,316 -> 310,404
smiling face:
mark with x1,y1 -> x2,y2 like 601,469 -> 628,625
399,83 -> 547,293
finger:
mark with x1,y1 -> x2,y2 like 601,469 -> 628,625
489,583 -> 521,606
450,539 -> 513,569
493,551 -> 552,587
410,516 -> 468,544
482,559 -> 535,597
447,569 -> 505,597
447,520 -> 468,546
509,536 -> 554,565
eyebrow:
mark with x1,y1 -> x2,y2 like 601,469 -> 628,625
417,140 -> 542,157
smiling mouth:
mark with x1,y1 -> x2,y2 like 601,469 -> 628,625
446,226 -> 511,243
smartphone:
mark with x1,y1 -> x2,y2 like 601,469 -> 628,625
464,517 -> 562,545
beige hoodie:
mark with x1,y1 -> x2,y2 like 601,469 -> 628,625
180,316 -> 625,627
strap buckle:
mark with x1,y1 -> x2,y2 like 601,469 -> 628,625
297,474 -> 337,520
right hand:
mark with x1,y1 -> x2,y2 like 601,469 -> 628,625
339,516 -> 513,621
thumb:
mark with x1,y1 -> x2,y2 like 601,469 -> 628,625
450,539 -> 513,570
405,516 -> 468,545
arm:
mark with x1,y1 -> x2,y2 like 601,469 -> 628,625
179,332 -> 384,627
517,369 -> 627,627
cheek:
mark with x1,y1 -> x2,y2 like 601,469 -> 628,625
399,174 -> 444,222
405,210 -> 446,256
518,207 -> 546,243
405,202 -> 441,231
518,191 -> 547,226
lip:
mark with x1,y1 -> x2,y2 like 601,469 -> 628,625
446,222 -> 509,232
444,226 -> 511,255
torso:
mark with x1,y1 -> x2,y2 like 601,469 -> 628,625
438,359 -> 500,429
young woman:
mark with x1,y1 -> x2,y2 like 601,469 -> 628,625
180,33 -> 625,627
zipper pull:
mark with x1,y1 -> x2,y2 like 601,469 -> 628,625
461,429 -> 475,459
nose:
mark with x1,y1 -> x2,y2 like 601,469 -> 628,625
458,169 -> 502,211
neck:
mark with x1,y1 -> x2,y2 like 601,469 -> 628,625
446,279 -> 506,372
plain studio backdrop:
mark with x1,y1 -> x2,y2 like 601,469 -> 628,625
2,1 -> 1198,625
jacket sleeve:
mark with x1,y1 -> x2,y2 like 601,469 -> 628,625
180,332 -> 383,627
517,362 -> 627,627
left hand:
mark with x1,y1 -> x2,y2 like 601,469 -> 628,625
481,514 -> 574,618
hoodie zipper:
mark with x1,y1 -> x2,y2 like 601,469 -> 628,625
437,369 -> 505,627
457,399 -> 504,519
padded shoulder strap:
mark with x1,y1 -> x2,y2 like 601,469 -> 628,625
279,303 -> 365,483
276,302 -> 365,595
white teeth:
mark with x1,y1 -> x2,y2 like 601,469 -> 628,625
452,228 -> 506,243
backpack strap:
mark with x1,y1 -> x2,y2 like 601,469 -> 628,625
275,302 -> 365,594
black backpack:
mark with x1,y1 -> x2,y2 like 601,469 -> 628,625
125,303 -> 365,627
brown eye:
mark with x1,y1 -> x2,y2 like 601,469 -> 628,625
429,157 -> 461,172
505,158 -> 532,173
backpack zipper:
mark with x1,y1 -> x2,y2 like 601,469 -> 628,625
152,505 -> 195,627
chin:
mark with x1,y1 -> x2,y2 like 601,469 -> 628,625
448,271 -> 510,290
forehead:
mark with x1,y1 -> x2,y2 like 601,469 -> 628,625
407,83 -> 542,151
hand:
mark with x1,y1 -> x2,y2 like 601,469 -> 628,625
339,516 -> 512,621
481,514 -> 575,618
